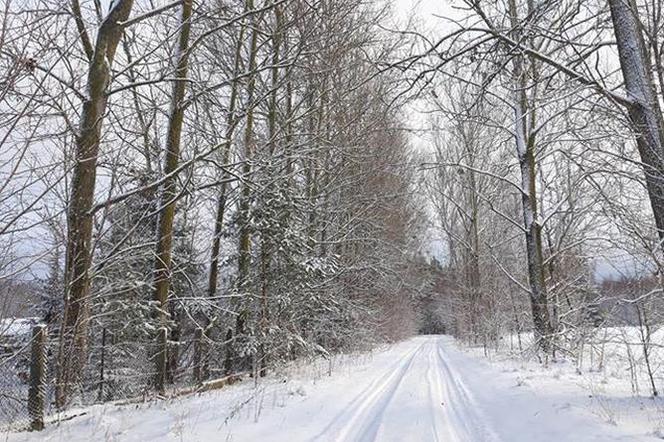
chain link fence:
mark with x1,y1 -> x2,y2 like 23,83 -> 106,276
0,320 -> 50,431
0,318 -> 260,433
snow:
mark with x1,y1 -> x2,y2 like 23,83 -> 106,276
0,317 -> 39,338
4,335 -> 659,441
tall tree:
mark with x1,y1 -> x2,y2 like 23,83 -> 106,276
57,0 -> 135,408
506,0 -> 553,350
608,0 -> 664,244
152,0 -> 194,392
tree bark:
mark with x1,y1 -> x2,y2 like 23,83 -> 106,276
152,0 -> 193,385
258,3 -> 283,377
57,0 -> 134,408
231,0 -> 261,378
207,21 -> 247,300
236,0 -> 259,301
508,0 -> 553,351
609,0 -> 664,243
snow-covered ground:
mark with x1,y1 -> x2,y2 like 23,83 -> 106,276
5,335 -> 660,441
0,317 -> 39,338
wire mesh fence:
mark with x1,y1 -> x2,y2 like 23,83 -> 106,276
0,336 -> 33,431
0,319 -> 264,433
0,321 -> 51,432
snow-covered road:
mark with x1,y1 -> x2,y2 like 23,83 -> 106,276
310,337 -> 499,442
8,335 -> 656,441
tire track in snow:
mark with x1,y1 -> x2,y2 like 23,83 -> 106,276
368,339 -> 457,442
313,337 -> 502,442
311,340 -> 426,442
426,339 -> 452,442
434,338 -> 502,442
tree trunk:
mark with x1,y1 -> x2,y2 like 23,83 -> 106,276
465,159 -> 482,341
258,3 -> 283,377
232,0 -> 260,376
152,0 -> 193,385
56,0 -> 134,408
236,0 -> 259,308
508,0 -> 553,351
609,0 -> 664,243
207,19 -> 247,301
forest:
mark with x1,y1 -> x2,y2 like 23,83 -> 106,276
2,0 -> 664,439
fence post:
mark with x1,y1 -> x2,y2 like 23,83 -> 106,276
193,327 -> 204,384
28,324 -> 47,431
224,327 -> 233,376
155,327 -> 167,395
